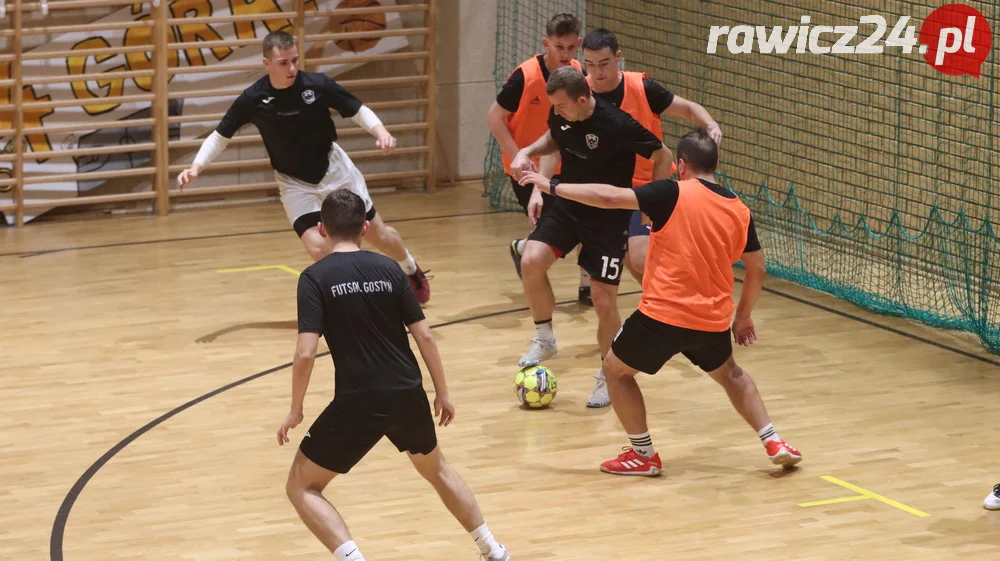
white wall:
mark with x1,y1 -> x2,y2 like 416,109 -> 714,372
433,0 -> 498,180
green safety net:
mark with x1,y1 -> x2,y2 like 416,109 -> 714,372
484,1 -> 1000,353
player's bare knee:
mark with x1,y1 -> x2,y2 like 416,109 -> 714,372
286,457 -> 330,500
407,448 -> 446,481
285,466 -> 308,500
712,359 -> 750,389
520,250 -> 549,278
603,353 -> 635,381
589,283 -> 617,314
370,221 -> 399,245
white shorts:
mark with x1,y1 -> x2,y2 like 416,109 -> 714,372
275,142 -> 375,236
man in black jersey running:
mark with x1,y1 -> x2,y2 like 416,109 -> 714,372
276,190 -> 511,561
178,30 -> 430,304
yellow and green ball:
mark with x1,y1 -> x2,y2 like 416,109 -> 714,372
514,365 -> 558,408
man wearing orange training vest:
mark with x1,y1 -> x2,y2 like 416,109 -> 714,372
519,128 -> 802,476
582,28 -> 723,284
486,13 -> 594,305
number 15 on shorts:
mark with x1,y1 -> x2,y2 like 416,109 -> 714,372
601,256 -> 621,281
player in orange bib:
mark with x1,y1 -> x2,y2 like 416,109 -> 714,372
486,13 -> 594,305
518,128 -> 802,476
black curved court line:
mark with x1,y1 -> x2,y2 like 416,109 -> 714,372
3,210 -> 500,258
47,292 -> 633,561
48,282 -> 1000,561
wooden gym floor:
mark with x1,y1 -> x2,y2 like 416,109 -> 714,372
3,183 -> 1000,561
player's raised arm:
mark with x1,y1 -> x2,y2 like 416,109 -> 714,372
177,94 -> 251,189
319,75 -> 397,155
617,107 -> 675,181
353,105 -> 396,155
664,95 -> 723,147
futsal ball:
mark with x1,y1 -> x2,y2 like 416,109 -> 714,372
331,0 -> 387,53
514,365 -> 558,408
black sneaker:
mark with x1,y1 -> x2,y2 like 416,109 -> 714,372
578,285 -> 592,306
509,240 -> 523,279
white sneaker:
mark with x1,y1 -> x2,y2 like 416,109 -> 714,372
482,545 -> 511,561
518,338 -> 557,366
587,369 -> 610,408
985,484 -> 1000,510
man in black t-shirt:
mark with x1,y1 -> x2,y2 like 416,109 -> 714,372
276,190 -> 511,561
582,28 -> 724,286
177,30 -> 431,305
509,66 -> 672,409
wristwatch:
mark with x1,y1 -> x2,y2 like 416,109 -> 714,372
549,178 -> 560,197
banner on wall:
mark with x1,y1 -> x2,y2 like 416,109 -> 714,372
0,0 -> 410,224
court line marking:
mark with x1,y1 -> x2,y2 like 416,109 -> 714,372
47,291 -> 635,561
4,210 -> 499,258
44,221 -> 994,558
799,494 -> 870,507
798,475 -> 930,517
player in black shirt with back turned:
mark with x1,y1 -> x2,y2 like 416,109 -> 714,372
509,66 -> 673,409
177,30 -> 431,305
276,190 -> 512,561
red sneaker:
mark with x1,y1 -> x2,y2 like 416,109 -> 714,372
765,440 -> 802,468
407,267 -> 431,305
600,447 -> 662,476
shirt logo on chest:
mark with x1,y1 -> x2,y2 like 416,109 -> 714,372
302,89 -> 316,104
586,133 -> 599,150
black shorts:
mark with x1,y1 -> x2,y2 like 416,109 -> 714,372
299,387 -> 437,474
527,201 -> 628,286
612,310 -> 733,373
509,175 -> 554,216
628,210 -> 651,238
293,206 -> 377,238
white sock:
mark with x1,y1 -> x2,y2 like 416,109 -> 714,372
534,319 -> 554,343
516,239 -> 526,254
334,540 -> 366,561
397,250 -> 418,275
579,268 -> 590,288
471,523 -> 504,557
628,431 -> 656,459
757,423 -> 780,444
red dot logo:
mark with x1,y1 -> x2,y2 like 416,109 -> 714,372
919,4 -> 992,77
